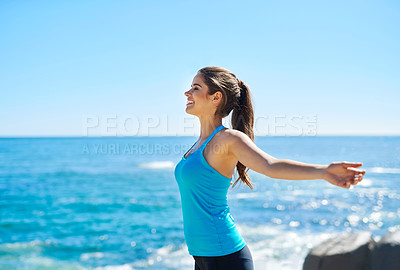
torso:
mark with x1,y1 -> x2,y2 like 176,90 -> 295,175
184,129 -> 237,179
175,125 -> 247,256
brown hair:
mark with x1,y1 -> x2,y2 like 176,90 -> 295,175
198,67 -> 255,189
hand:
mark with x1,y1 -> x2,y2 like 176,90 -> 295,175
323,161 -> 366,189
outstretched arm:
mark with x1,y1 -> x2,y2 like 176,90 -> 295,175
228,130 -> 366,189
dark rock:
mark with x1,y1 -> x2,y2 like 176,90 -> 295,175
369,230 -> 400,270
303,231 -> 373,270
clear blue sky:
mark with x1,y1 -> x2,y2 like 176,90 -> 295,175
1,0 -> 399,136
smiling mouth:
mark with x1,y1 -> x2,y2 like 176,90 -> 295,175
186,101 -> 194,106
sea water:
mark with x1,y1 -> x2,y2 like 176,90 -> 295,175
1,136 -> 399,269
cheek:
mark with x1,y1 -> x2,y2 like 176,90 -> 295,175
196,92 -> 209,102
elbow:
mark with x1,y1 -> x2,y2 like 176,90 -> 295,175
263,158 -> 278,178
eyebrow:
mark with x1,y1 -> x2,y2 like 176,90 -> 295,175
191,83 -> 202,88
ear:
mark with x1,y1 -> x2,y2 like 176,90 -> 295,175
211,91 -> 222,102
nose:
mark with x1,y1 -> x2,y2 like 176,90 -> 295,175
184,90 -> 191,97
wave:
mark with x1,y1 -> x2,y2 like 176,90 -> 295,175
233,192 -> 263,199
0,240 -> 137,270
94,264 -> 134,270
369,167 -> 400,174
0,240 -> 87,270
146,224 -> 337,270
139,161 -> 175,169
136,244 -> 193,270
238,224 -> 335,270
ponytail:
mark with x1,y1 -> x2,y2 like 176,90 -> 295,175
197,67 -> 255,190
231,79 -> 255,189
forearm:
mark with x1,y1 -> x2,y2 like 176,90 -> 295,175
265,159 -> 328,180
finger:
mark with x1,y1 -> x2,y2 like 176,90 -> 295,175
353,172 -> 362,181
354,173 -> 364,184
347,168 -> 366,174
351,176 -> 359,185
343,162 -> 363,168
352,171 -> 365,179
351,169 -> 366,175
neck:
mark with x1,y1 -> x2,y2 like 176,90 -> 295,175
198,114 -> 223,140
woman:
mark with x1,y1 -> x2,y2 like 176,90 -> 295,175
174,67 -> 366,270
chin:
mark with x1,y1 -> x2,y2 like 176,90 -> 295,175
185,107 -> 197,116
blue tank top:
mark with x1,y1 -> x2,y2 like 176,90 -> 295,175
174,125 -> 246,256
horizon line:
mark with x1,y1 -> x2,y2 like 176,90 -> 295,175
1,134 -> 399,138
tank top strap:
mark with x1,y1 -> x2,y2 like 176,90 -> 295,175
199,125 -> 226,151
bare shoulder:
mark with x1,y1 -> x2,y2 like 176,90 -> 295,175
220,128 -> 275,176
220,128 -> 251,144
217,128 -> 253,154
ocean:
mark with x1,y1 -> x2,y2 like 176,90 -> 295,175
1,136 -> 399,269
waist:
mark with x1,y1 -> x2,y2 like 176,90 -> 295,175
182,209 -> 245,256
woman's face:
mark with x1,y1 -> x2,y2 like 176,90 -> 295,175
184,73 -> 221,117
